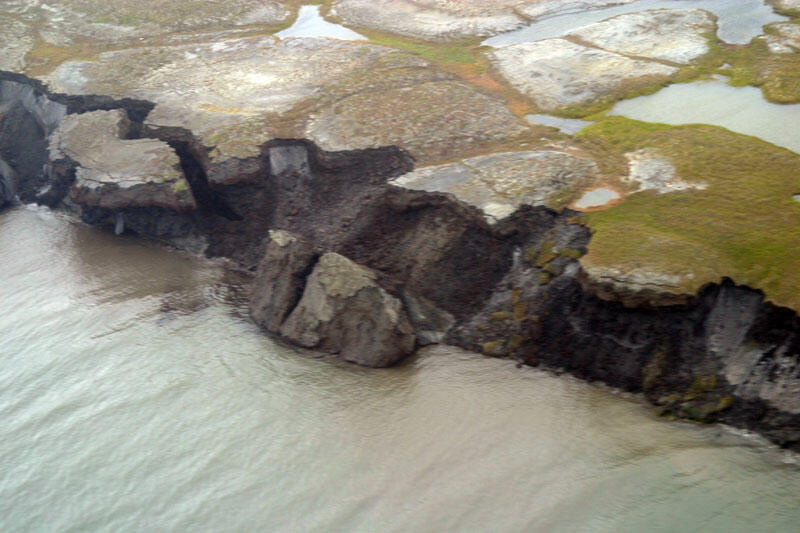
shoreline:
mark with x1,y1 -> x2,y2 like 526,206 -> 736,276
2,62 -> 800,452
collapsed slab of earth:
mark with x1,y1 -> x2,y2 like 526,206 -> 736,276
49,109 -> 195,212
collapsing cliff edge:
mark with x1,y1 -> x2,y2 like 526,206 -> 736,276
2,70 -> 799,451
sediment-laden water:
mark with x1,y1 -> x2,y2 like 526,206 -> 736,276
1,206 -> 799,531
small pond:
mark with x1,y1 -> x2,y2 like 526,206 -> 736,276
277,5 -> 366,41
526,114 -> 594,134
575,187 -> 621,209
609,79 -> 800,155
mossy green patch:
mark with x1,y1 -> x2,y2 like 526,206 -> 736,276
172,180 -> 189,194
331,23 -> 485,74
507,334 -> 524,351
559,248 -> 583,260
482,340 -> 506,357
490,311 -> 513,323
577,116 -> 800,310
511,288 -> 522,306
684,375 -> 718,401
535,234 -> 557,268
684,29 -> 800,105
715,395 -> 735,412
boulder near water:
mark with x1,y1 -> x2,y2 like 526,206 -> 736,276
250,231 -> 417,367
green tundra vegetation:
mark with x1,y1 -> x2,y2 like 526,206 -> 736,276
576,116 -> 800,310
336,15 -> 800,311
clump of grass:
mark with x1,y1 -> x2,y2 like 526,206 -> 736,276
687,31 -> 800,105
534,234 -> 557,267
172,180 -> 189,194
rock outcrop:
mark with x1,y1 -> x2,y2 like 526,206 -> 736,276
488,9 -> 718,112
0,158 -> 14,208
623,149 -> 705,193
280,253 -> 417,367
249,230 -> 319,332
0,79 -> 67,204
250,231 -> 416,367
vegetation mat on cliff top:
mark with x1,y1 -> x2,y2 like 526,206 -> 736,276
578,116 -> 800,310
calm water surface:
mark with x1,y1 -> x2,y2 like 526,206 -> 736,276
576,187 -> 621,209
277,5 -> 366,40
483,0 -> 786,47
610,79 -> 800,154
525,114 -> 594,134
1,206 -> 799,532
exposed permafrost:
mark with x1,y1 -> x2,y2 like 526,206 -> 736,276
2,70 -> 800,452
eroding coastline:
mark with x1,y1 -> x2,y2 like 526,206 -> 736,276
1,69 -> 799,451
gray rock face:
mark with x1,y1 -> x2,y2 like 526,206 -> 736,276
0,81 -> 67,137
0,80 -> 69,204
269,145 -> 312,179
249,230 -> 319,332
401,290 -> 455,345
249,232 -> 417,367
0,158 -> 15,208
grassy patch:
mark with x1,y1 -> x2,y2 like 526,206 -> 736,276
577,116 -> 800,310
682,28 -> 800,105
359,30 -> 484,71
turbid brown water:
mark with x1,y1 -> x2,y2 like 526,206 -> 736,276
2,206 -> 799,532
